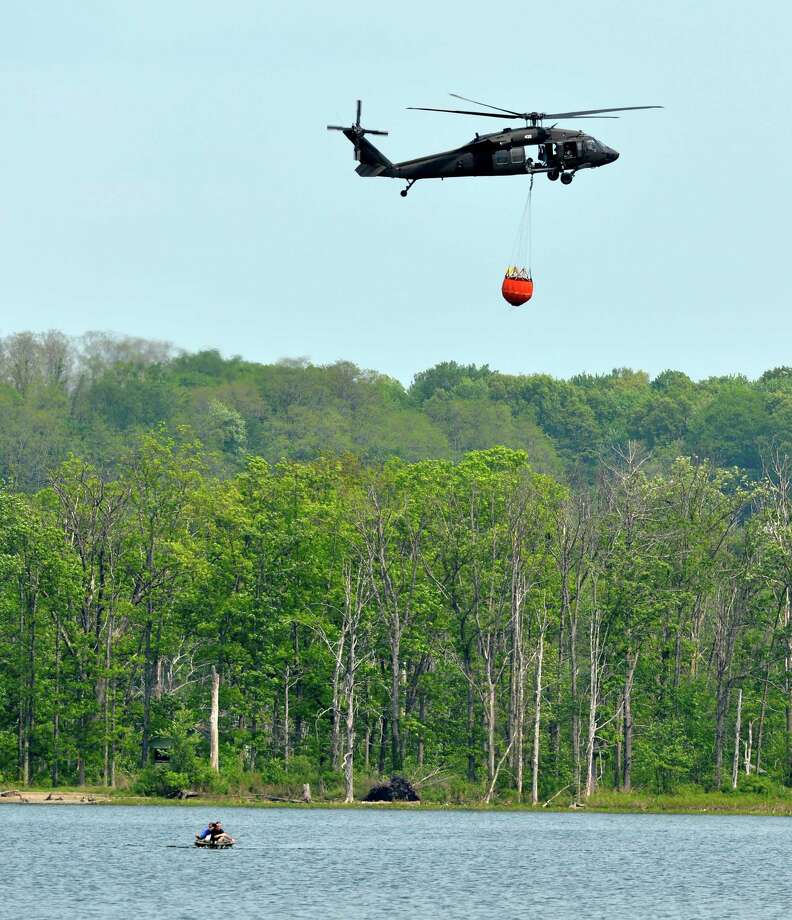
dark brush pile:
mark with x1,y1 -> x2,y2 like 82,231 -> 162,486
363,776 -> 420,802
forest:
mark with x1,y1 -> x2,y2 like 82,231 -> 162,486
2,330 -> 792,803
1,329 -> 791,491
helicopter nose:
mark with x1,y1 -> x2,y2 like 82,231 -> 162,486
607,148 -> 619,163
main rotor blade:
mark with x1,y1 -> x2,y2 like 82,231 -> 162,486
408,106 -> 517,119
327,125 -> 348,131
543,105 -> 663,118
364,129 -> 389,136
448,93 -> 524,116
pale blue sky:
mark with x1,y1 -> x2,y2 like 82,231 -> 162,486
0,1 -> 789,382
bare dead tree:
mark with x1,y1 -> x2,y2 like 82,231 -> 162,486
341,561 -> 373,803
210,666 -> 220,773
731,688 -> 742,789
531,603 -> 548,805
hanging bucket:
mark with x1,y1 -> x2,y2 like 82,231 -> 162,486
502,274 -> 534,306
503,174 -> 535,307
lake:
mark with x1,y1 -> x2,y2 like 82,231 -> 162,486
3,804 -> 791,918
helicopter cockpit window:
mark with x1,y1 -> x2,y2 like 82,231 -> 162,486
584,139 -> 598,153
493,150 -> 510,168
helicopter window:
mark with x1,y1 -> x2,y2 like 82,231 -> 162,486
563,141 -> 578,158
584,139 -> 597,152
493,150 -> 510,168
510,146 -> 525,165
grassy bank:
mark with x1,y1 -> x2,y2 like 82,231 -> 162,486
6,785 -> 792,816
582,789 -> 792,816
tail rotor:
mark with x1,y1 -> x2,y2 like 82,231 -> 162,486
327,100 -> 389,162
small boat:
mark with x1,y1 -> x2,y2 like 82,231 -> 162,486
194,833 -> 236,849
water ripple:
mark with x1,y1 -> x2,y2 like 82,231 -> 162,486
2,805 -> 791,919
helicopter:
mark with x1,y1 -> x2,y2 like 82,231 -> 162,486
327,95 -> 661,196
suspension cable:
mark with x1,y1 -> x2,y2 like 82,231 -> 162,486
527,171 -> 534,278
508,172 -> 534,276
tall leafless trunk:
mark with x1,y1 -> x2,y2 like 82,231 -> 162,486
210,666 -> 220,772
483,737 -> 515,804
479,632 -> 500,786
744,719 -> 753,776
570,606 -> 581,798
330,632 -> 346,771
103,613 -> 114,786
531,618 -> 545,805
713,589 -> 739,788
785,589 -> 792,784
110,682 -> 117,788
343,639 -> 356,803
585,604 -> 604,800
731,687 -> 742,790
52,614 -> 60,786
341,561 -> 369,803
284,664 -> 291,765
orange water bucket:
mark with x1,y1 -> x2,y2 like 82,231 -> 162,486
502,276 -> 534,306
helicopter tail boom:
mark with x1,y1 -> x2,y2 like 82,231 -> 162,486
327,100 -> 394,176
352,134 -> 393,176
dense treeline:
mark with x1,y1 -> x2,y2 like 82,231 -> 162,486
3,330 -> 792,491
4,425 -> 792,802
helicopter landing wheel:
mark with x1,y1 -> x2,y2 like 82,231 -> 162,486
400,189 -> 408,197
560,172 -> 574,185
400,179 -> 417,198
547,169 -> 560,181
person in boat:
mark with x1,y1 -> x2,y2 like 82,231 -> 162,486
196,822 -> 215,842
210,820 -> 225,843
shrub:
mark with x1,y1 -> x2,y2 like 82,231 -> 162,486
133,766 -> 190,797
737,773 -> 782,796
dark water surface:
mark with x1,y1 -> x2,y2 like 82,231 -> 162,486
3,804 -> 791,919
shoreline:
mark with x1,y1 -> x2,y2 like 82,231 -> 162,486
4,788 -> 792,817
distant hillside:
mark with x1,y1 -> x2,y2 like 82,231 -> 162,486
1,330 -> 789,489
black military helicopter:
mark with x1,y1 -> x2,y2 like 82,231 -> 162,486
328,95 -> 661,196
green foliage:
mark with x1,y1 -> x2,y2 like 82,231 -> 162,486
134,767 -> 190,797
1,330 -> 788,487
735,773 -> 781,796
4,331 -> 792,806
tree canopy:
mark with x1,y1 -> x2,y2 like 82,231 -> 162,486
2,331 -> 792,804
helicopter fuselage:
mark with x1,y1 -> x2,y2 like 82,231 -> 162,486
346,125 -> 618,191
